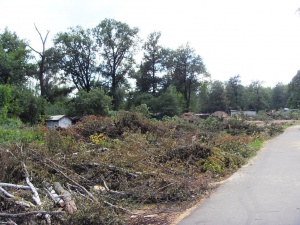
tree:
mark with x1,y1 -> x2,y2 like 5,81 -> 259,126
158,86 -> 184,117
136,31 -> 163,94
0,84 -> 42,124
0,28 -> 32,85
246,81 -> 270,112
167,43 -> 209,111
67,89 -> 111,117
27,25 -> 50,98
93,19 -> 139,110
271,82 -> 288,110
207,80 -> 228,113
287,70 -> 300,108
225,75 -> 243,109
54,26 -> 97,93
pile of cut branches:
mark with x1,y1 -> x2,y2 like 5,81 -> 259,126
0,112 -> 288,224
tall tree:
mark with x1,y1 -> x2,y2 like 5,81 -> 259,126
207,80 -> 228,113
93,18 -> 139,110
0,28 -> 32,85
271,82 -> 288,110
226,75 -> 243,109
54,26 -> 97,93
27,25 -> 50,98
246,81 -> 270,112
168,43 -> 209,111
287,70 -> 300,108
137,31 -> 163,94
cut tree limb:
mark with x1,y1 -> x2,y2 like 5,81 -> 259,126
0,220 -> 18,225
28,149 -> 97,202
0,187 -> 34,208
51,167 -> 97,202
14,201 -> 35,208
53,182 -> 77,215
21,162 -> 41,206
0,183 -> 32,190
0,211 -> 64,218
44,186 -> 64,207
0,187 -> 14,198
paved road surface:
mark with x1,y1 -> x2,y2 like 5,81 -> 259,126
178,125 -> 300,225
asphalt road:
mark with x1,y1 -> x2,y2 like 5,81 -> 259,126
178,125 -> 300,225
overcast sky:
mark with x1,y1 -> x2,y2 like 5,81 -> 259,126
1,0 -> 300,87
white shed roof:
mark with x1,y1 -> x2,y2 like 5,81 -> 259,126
46,115 -> 66,121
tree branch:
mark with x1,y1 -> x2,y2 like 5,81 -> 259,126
0,183 -> 32,190
22,162 -> 41,206
0,211 -> 64,218
0,187 -> 14,198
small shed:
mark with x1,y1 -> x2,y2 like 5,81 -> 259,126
46,115 -> 72,129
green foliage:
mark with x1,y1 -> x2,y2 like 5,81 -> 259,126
288,70 -> 300,109
226,75 -> 243,109
167,43 -> 209,110
0,28 -> 33,85
199,116 -> 221,132
134,104 -> 151,118
157,86 -> 184,117
272,82 -> 288,110
0,84 -> 43,124
246,81 -> 271,112
67,89 -> 111,117
135,31 -> 164,94
13,86 -> 43,124
0,84 -> 12,122
54,26 -> 97,92
93,18 -> 139,110
249,139 -> 263,151
45,101 -> 67,115
0,121 -> 43,143
207,80 -> 228,113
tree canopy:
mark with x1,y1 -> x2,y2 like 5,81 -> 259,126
0,28 -> 33,85
0,19 -> 298,123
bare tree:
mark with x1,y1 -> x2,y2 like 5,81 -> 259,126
27,24 -> 50,98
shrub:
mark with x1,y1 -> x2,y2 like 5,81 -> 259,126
67,89 -> 111,117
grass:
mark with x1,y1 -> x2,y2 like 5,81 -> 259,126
249,139 -> 263,151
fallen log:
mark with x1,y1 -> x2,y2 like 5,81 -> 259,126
44,185 -> 64,207
53,182 -> 77,215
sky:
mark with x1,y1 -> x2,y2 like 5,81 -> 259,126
1,0 -> 300,87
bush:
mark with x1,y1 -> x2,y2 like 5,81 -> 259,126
67,89 -> 111,117
0,84 -> 42,124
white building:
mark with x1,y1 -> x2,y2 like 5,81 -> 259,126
45,115 -> 72,129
